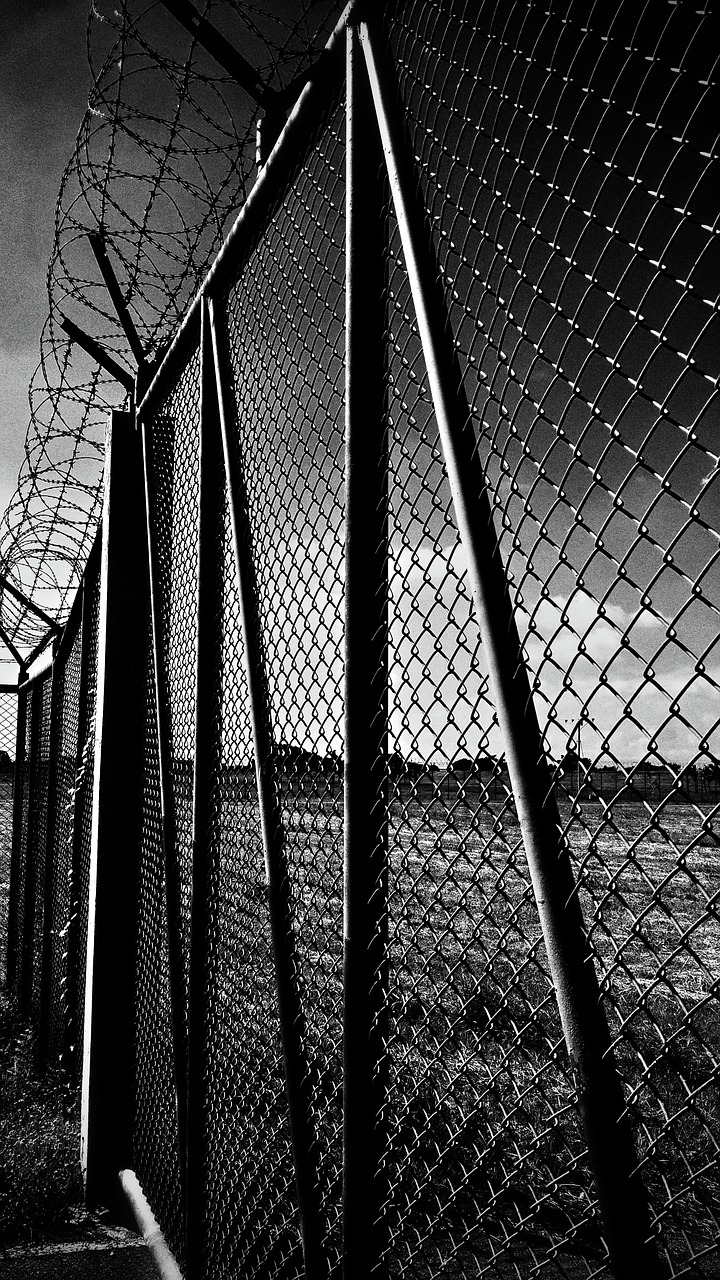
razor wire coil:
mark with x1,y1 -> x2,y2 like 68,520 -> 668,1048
0,0 -> 343,649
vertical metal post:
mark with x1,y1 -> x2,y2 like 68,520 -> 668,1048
358,21 -> 663,1279
140,409 -> 190,1210
7,681 -> 28,997
81,410 -> 146,1216
343,23 -> 389,1280
207,294 -> 328,1280
185,298 -> 223,1278
39,650 -> 63,1068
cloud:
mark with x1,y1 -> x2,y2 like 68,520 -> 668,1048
0,0 -> 90,354
385,558 -> 718,763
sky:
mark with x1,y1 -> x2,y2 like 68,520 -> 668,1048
0,0 -> 716,770
0,0 -> 91,524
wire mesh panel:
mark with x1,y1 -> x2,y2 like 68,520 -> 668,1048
133,600 -> 187,1263
7,683 -> 31,1003
150,351 -> 203,993
133,69 -> 349,1275
380,196 -> 604,1280
5,2 -> 717,1276
10,545 -> 103,1078
133,1 -> 716,1272
5,674 -> 52,1023
30,675 -> 54,1028
46,601 -> 85,1068
19,676 -> 53,1025
379,1 -> 719,1275
218,91 -> 347,1278
37,596 -> 86,1070
134,343 -> 203,1265
0,688 -> 17,984
66,548 -> 102,1080
198,436 -> 303,1280
0,690 -> 17,762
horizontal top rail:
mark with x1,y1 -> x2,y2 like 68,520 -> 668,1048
137,0 -> 359,422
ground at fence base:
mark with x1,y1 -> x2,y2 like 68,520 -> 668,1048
0,1218 -> 157,1279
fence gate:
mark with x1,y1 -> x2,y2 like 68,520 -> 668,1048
6,3 -> 718,1280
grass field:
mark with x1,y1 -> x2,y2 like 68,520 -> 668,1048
374,783 -> 720,1276
3,760 -> 718,1275
182,770 -> 718,1277
0,771 -> 84,1247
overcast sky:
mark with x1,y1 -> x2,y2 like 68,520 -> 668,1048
0,0 -> 715,766
0,0 -> 91,521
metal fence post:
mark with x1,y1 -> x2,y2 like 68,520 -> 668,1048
64,565 -> 94,1079
207,293 -> 328,1280
38,647 -> 63,1068
358,20 -> 664,1279
81,409 -> 146,1215
343,22 -> 390,1280
185,298 -> 223,1278
140,407 -> 190,1214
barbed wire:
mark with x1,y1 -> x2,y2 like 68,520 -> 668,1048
0,0 -> 342,652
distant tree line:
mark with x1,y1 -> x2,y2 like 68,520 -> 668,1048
180,744 -> 720,805
387,750 -> 720,804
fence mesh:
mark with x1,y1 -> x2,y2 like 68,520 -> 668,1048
4,545 -> 101,1075
5,0 -> 718,1277
133,597 -> 187,1264
133,344 -> 203,1266
0,691 -> 16,762
8,686 -> 32,1001
381,184 -> 601,1280
201,498 -> 302,1280
68,551 -> 101,1080
218,88 -> 347,1277
14,677 -> 50,1027
45,605 -> 82,1065
0,689 -> 17,983
380,2 -> 719,1273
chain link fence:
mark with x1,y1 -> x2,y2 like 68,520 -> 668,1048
5,0 -> 718,1277
0,688 -> 19,983
370,1 -> 719,1275
5,538 -> 101,1074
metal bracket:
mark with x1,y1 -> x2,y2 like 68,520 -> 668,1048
59,315 -> 135,394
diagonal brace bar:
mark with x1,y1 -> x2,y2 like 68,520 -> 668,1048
23,627 -> 58,671
60,315 -> 135,394
88,233 -> 147,368
0,573 -> 62,633
207,293 -> 328,1280
158,0 -> 274,107
0,620 -> 27,672
358,18 -> 664,1279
